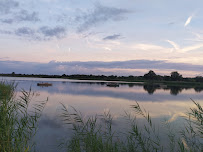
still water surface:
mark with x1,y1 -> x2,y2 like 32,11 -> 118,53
1,77 -> 203,152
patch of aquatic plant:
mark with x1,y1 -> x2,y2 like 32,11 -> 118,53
59,101 -> 203,152
178,99 -> 203,151
0,81 -> 14,100
59,105 -> 122,152
0,82 -> 47,152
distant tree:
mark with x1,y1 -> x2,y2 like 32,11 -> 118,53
62,74 -> 66,77
195,76 -> 203,82
163,75 -> 171,81
144,70 -> 157,80
127,75 -> 135,81
128,75 -> 134,78
109,75 -> 117,80
170,71 -> 182,81
156,75 -> 163,81
11,72 -> 15,76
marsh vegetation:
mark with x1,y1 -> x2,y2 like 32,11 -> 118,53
59,101 -> 203,152
0,82 -> 47,152
0,81 -> 202,152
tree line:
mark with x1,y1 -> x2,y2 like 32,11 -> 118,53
0,70 -> 203,83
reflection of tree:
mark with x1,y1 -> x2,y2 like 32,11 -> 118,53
194,87 -> 203,93
143,84 -> 159,95
195,76 -> 203,82
143,84 -> 186,96
169,86 -> 183,95
127,83 -> 135,88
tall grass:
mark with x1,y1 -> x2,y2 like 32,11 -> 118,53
60,101 -> 203,152
59,105 -> 123,152
0,81 -> 202,152
0,82 -> 47,152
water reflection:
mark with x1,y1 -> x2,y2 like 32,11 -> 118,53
6,79 -> 202,102
69,81 -> 202,94
143,84 -> 185,95
69,81 -> 203,96
1,77 -> 203,152
194,87 -> 203,92
168,86 -> 183,95
143,84 -> 158,94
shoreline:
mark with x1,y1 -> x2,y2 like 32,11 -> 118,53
0,75 -> 203,88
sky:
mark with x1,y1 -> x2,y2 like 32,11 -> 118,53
0,0 -> 203,76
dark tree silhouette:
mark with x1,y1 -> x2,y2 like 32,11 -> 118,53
62,74 -> 66,77
144,70 -> 157,80
195,76 -> 203,82
170,71 -> 182,81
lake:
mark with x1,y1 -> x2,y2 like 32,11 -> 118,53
1,76 -> 203,152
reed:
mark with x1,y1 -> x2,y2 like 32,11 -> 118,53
0,81 -> 202,152
59,101 -> 203,152
0,82 -> 47,152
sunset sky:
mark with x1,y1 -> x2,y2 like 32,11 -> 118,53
0,0 -> 203,76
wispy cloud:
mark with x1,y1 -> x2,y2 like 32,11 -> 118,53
39,26 -> 67,39
15,27 -> 35,36
184,15 -> 193,27
166,40 -> 203,53
76,3 -> 131,32
188,32 -> 203,42
13,26 -> 67,40
103,34 -> 121,40
166,40 -> 180,50
184,11 -> 197,27
17,10 -> 40,22
0,0 -> 19,14
104,47 -> 112,51
1,10 -> 40,24
132,43 -> 166,51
